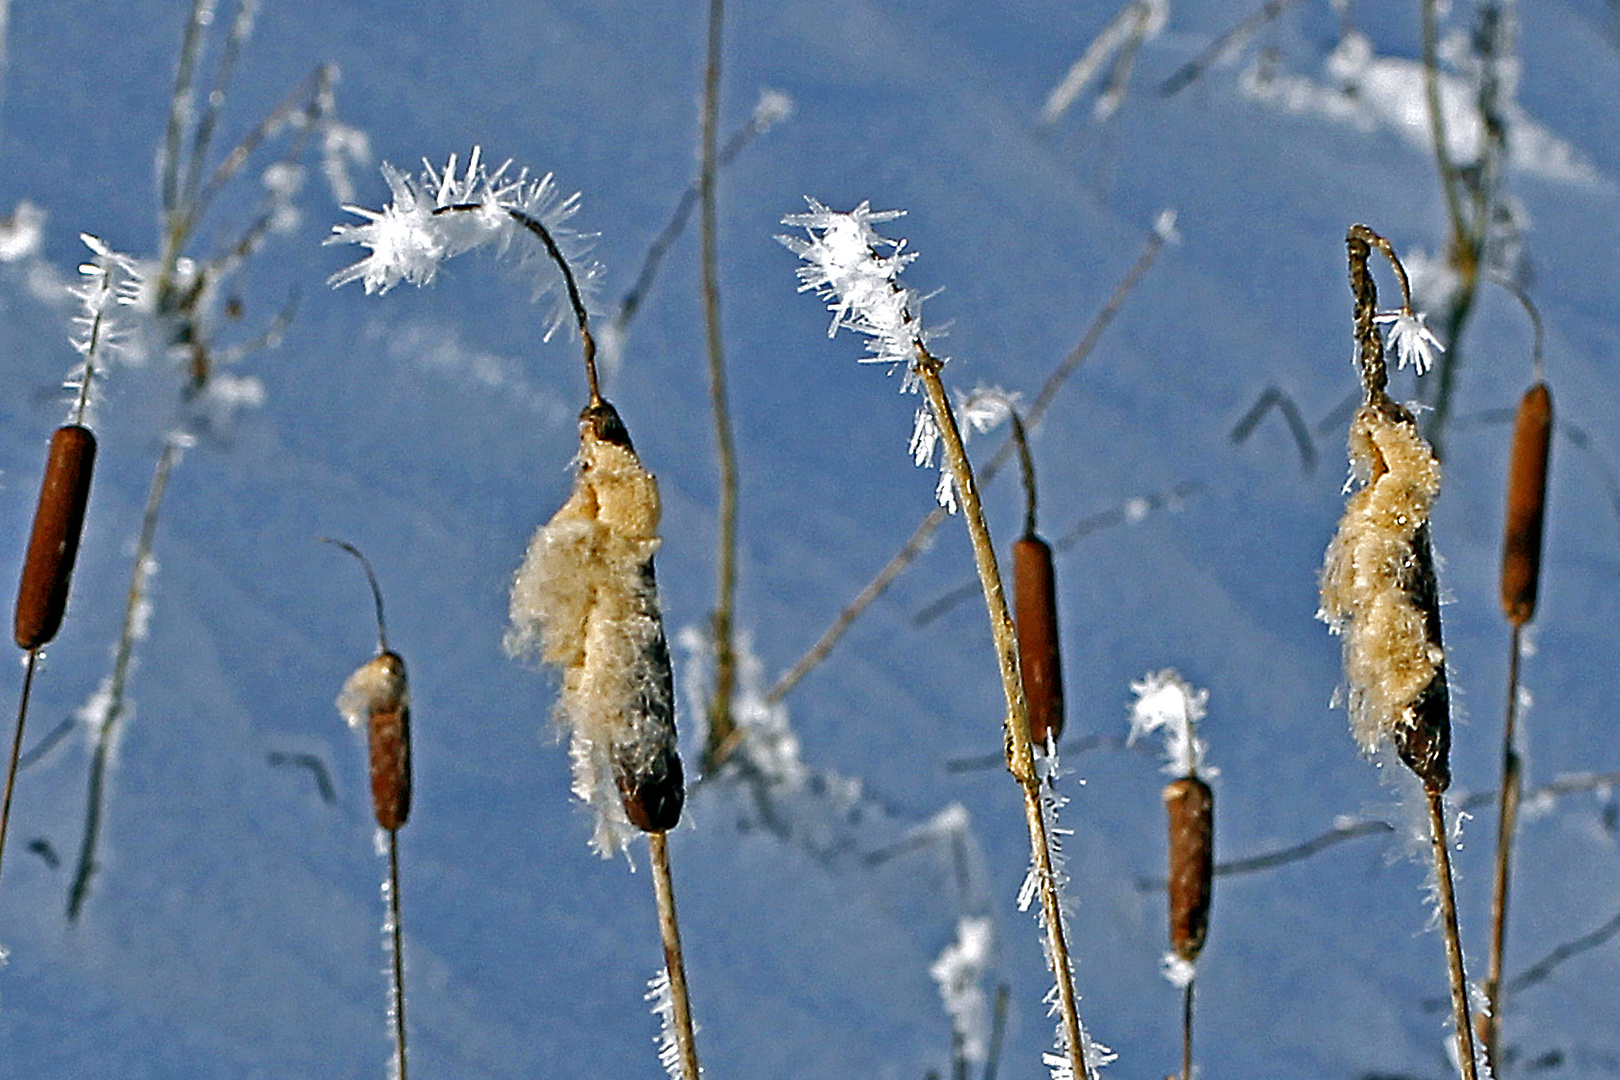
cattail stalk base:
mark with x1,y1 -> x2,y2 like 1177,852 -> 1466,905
1426,790 -> 1481,1080
649,830 -> 702,1080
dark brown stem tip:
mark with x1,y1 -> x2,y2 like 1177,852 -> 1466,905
1164,775 -> 1214,962
1501,381 -> 1552,626
580,398 -> 634,450
15,425 -> 98,650
1012,535 -> 1064,751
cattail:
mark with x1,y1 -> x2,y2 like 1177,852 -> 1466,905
14,425 -> 98,651
1164,775 -> 1213,964
338,652 -> 412,831
327,539 -> 412,832
1500,381 -> 1552,626
1013,534 -> 1064,750
508,398 -> 684,854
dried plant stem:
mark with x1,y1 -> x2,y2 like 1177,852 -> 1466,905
648,830 -> 702,1080
915,349 -> 1090,1080
67,434 -> 182,922
1425,789 -> 1481,1080
0,649 -> 40,892
765,220 -> 1166,705
386,828 -> 408,1080
698,0 -> 740,774
1480,621 -> 1524,1071
1180,979 -> 1194,1080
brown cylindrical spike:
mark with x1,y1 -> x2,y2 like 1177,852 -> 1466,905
1500,382 -> 1552,626
15,425 -> 97,650
1012,535 -> 1064,751
352,652 -> 411,831
1164,775 -> 1213,963
615,742 -> 685,833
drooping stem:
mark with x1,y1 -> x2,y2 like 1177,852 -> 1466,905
1426,789 -> 1482,1080
765,219 -> 1167,705
648,829 -> 702,1080
387,828 -> 408,1080
914,346 -> 1090,1080
697,0 -> 740,775
502,207 -> 601,403
67,434 -> 183,922
1481,621 -> 1524,1072
0,649 -> 40,894
1008,409 -> 1038,539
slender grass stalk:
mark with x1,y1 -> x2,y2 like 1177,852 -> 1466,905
0,651 -> 41,893
67,434 -> 182,922
765,215 -> 1169,706
649,830 -> 701,1080
1180,980 -> 1193,1080
697,0 -> 741,774
386,829 -> 408,1080
913,348 -> 1091,1080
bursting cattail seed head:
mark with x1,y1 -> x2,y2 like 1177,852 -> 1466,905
337,651 -> 412,831
1501,382 -> 1552,626
1319,399 -> 1452,791
15,425 -> 98,651
507,398 -> 685,855
1012,534 -> 1064,750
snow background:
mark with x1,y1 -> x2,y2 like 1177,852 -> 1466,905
1,1 -> 1618,1077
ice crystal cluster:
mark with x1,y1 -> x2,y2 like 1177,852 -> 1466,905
65,234 -> 142,420
780,200 -> 968,509
1126,669 -> 1210,778
328,146 -> 598,340
506,403 -> 681,855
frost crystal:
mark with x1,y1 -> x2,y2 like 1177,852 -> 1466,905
645,968 -> 687,1080
329,146 -> 598,341
1374,308 -> 1444,374
1127,669 -> 1211,777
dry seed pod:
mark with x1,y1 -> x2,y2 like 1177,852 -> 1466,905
507,399 -> 684,854
1500,382 -> 1552,626
14,425 -> 98,650
1012,534 -> 1064,750
1320,399 -> 1453,793
337,651 -> 412,831
1163,774 -> 1213,963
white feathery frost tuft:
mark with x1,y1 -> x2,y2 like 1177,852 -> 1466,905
65,234 -> 142,419
782,198 -> 967,510
1373,307 -> 1444,375
329,146 -> 598,341
1127,669 -> 1211,777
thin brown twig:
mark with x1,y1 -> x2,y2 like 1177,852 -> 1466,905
1482,622 -> 1525,1071
648,830 -> 702,1080
698,0 -> 741,774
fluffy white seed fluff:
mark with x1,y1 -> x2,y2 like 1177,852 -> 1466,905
336,653 -> 408,730
507,418 -> 672,856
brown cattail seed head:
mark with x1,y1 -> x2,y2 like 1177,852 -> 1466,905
1500,382 -> 1552,626
1012,534 -> 1064,750
337,651 -> 412,831
15,425 -> 97,650
1164,775 -> 1213,963
507,399 -> 684,853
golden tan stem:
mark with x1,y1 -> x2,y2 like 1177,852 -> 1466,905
649,830 -> 702,1080
387,828 -> 409,1080
1426,789 -> 1481,1080
915,349 -> 1090,1080
1480,621 -> 1524,1073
